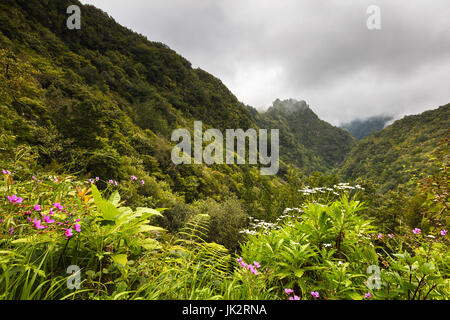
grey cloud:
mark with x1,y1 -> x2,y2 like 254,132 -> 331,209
80,0 -> 450,124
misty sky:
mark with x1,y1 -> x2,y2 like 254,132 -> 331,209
80,0 -> 450,125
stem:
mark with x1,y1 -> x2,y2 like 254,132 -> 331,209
412,275 -> 426,300
57,238 -> 71,267
422,284 -> 437,300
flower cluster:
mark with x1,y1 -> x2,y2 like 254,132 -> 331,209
131,175 -> 145,186
88,177 -> 100,184
240,216 -> 281,235
2,169 -> 11,175
284,288 -> 300,300
6,194 -> 82,240
236,257 -> 261,275
108,179 -> 119,186
298,183 -> 364,196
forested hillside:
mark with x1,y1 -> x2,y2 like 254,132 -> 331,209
340,104 -> 449,192
250,98 -> 356,173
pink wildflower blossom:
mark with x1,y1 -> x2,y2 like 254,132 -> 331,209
7,195 -> 23,204
441,229 -> 447,236
311,291 -> 319,299
43,215 -> 54,224
53,203 -> 63,211
33,217 -> 46,229
413,228 -> 421,235
284,288 -> 294,295
64,228 -> 73,238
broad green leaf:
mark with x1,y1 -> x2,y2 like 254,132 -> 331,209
99,200 -> 121,221
111,254 -> 128,267
91,184 -> 103,205
138,225 -> 166,233
135,207 -> 163,217
108,191 -> 121,207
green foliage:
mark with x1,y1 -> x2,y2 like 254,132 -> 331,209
340,105 -> 450,193
193,197 -> 248,252
251,99 -> 356,173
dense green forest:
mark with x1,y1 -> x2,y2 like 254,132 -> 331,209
340,105 -> 449,192
250,98 -> 356,172
0,0 -> 448,300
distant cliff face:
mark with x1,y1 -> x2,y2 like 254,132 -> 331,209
252,99 -> 356,173
340,115 -> 394,140
268,98 -> 309,114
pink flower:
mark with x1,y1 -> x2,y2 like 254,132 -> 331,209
34,204 -> 41,211
43,215 -> 54,224
289,295 -> 300,300
64,228 -> 73,238
2,169 -> 11,175
95,177 -> 99,181
131,175 -> 138,181
365,292 -> 371,299
236,257 -> 243,263
284,288 -> 294,295
140,180 -> 145,186
33,217 -> 46,229
388,234 -> 393,238
74,223 -> 81,232
253,261 -> 261,268
7,195 -> 23,204
249,265 -> 259,275
377,233 -> 383,239
53,203 -> 63,211
9,227 -> 14,235
311,291 -> 319,299
108,179 -> 119,186
89,179 -> 95,184
441,229 -> 447,236
413,228 -> 421,235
